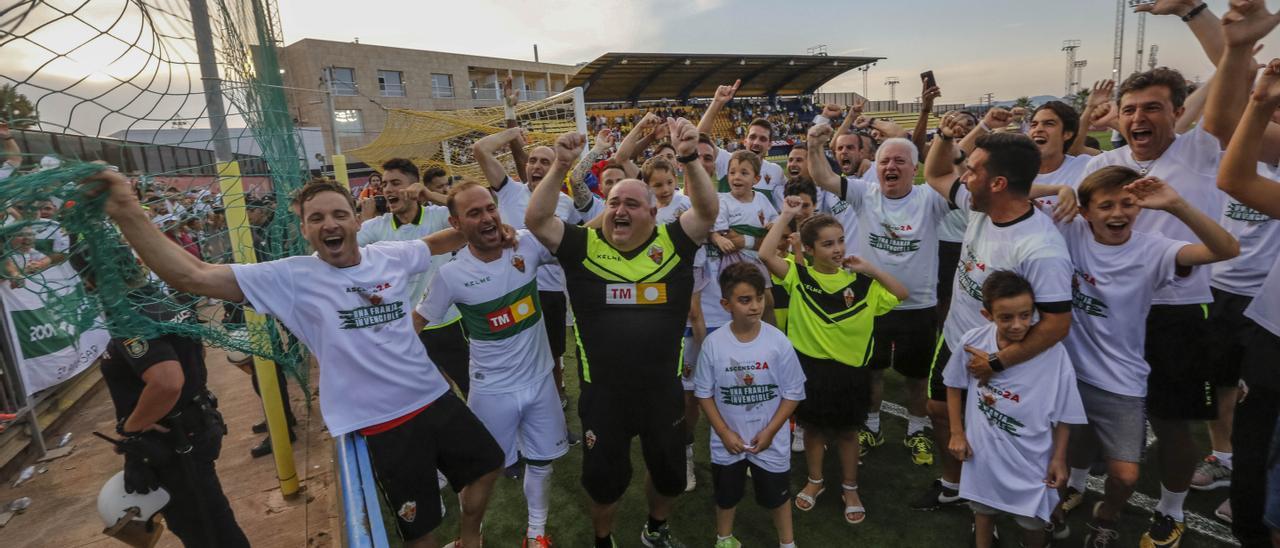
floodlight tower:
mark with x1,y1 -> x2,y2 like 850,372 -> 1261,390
1134,11 -> 1147,75
1112,0 -> 1126,80
1073,60 -> 1088,95
1063,40 -> 1081,96
1148,44 -> 1160,70
884,77 -> 900,101
857,64 -> 873,98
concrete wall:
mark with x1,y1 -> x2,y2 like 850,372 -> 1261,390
279,39 -> 579,157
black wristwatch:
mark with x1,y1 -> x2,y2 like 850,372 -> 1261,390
1182,3 -> 1208,22
988,353 -> 1005,372
676,151 -> 699,164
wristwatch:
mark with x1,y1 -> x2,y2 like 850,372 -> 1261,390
988,353 -> 1005,372
676,151 -> 699,164
1182,3 -> 1208,22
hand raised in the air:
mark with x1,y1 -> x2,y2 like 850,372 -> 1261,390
1133,0 -> 1201,17
713,79 -> 741,105
554,132 -> 586,167
1223,0 -> 1280,48
1254,58 -> 1280,104
983,107 -> 1012,131
502,76 -> 519,108
1125,176 -> 1187,211
667,117 -> 698,158
593,128 -> 616,150
807,122 -> 833,144
1087,80 -> 1116,110
821,103 -> 843,119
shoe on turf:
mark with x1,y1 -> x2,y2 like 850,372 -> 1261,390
640,522 -> 685,548
712,536 -> 742,548
523,533 -> 552,548
910,479 -> 964,511
792,425 -> 805,453
904,430 -> 935,466
1190,455 -> 1231,490
684,455 -> 696,492
1045,513 -> 1070,540
1214,498 -> 1232,524
1139,511 -> 1185,548
857,429 -> 884,457
505,461 -> 524,480
1059,486 -> 1085,515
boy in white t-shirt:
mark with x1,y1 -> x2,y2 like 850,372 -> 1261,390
695,262 -> 805,548
944,271 -> 1086,548
710,150 -> 779,324
1047,167 -> 1237,546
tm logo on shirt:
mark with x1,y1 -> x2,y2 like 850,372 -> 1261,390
487,295 -> 537,332
338,302 -> 405,329
605,283 -> 667,305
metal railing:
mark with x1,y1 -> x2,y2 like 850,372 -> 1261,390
336,432 -> 390,547
379,83 -> 405,97
432,85 -> 455,99
470,87 -> 549,102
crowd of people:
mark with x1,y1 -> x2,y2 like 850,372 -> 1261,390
10,1 -> 1280,547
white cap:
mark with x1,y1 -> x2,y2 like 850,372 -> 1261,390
38,156 -> 61,171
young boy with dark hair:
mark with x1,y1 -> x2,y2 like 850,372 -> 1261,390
694,262 -> 806,548
945,270 -> 1086,548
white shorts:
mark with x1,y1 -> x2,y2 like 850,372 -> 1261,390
468,374 -> 569,466
682,334 -> 701,391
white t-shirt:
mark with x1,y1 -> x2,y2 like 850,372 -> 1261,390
1032,154 -> 1090,210
715,147 -> 787,210
417,230 -> 555,395
943,183 -> 1074,350
1060,221 -> 1187,397
0,159 -> 16,181
843,179 -> 951,309
943,323 -> 1086,522
694,323 -> 806,473
1083,125 -> 1225,304
1246,254 -> 1280,338
695,252 -> 732,329
938,208 -> 968,243
657,193 -> 692,225
496,177 -> 581,292
1212,163 -> 1280,297
717,192 -> 778,261
817,185 -> 859,247
231,240 -> 451,436
357,205 -> 452,309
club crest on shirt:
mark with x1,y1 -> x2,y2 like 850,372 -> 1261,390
398,500 -> 417,523
584,430 -> 597,449
743,372 -> 754,385
647,244 -> 664,264
843,287 -> 856,307
757,211 -> 765,226
124,337 -> 148,358
511,254 -> 525,272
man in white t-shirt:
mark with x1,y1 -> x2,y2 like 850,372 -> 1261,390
697,80 -> 787,209
1080,67 -> 1231,545
356,159 -> 470,395
1051,168 -> 1238,546
917,125 -> 1074,512
807,126 -> 950,467
81,172 -> 505,548
944,271 -> 1085,548
418,181 -> 569,548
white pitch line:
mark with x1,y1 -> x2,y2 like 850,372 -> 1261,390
878,401 -> 1239,546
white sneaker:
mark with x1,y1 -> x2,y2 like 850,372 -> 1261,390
792,425 -> 805,453
685,455 -> 696,492
1215,498 -> 1232,524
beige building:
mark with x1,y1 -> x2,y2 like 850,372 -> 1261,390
279,38 -> 579,157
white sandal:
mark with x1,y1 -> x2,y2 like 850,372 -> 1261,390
794,476 -> 825,512
842,482 -> 866,524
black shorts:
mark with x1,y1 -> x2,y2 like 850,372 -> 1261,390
936,240 -> 962,323
868,307 -> 938,379
364,393 -> 503,541
1208,288 -> 1255,388
794,353 -> 870,432
578,380 -> 686,504
928,336 -> 952,403
419,319 -> 470,397
1145,303 -> 1217,420
711,460 -> 791,510
540,291 -> 567,359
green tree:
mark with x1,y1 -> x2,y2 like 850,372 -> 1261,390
1013,96 -> 1034,110
0,85 -> 39,129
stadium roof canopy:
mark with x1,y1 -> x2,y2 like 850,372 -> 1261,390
568,52 -> 883,103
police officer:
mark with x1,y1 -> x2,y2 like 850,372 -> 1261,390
81,248 -> 251,548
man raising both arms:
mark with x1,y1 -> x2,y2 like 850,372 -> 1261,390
418,180 -> 570,548
915,119 -> 1074,513
525,118 -> 719,548
698,80 -> 787,209
82,172 -> 505,548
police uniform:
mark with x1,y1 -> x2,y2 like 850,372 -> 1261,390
554,219 -> 699,504
101,285 -> 249,548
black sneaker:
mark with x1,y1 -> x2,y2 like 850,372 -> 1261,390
640,522 -> 685,548
505,461 -> 525,480
566,430 -> 582,447
910,479 -> 964,511
249,430 -> 297,458
252,416 -> 297,434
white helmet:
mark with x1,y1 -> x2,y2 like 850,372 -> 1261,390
97,470 -> 170,528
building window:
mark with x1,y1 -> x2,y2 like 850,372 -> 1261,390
333,109 -> 363,135
330,67 -> 356,96
431,73 -> 454,98
378,70 -> 405,97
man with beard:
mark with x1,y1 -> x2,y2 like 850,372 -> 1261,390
697,80 -> 787,209
525,118 -> 718,548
